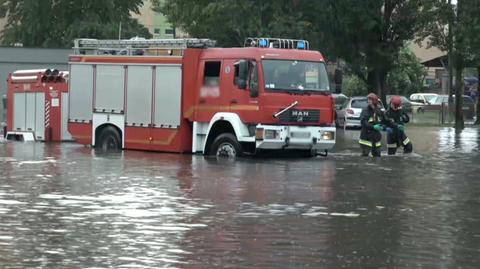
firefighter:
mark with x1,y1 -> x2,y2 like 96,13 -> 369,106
359,93 -> 390,157
385,96 -> 413,155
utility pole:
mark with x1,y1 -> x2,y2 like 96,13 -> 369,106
118,22 -> 122,40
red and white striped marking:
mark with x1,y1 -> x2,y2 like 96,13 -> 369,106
45,99 -> 51,128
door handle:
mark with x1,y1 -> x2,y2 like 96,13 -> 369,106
199,99 -> 206,104
230,99 -> 238,104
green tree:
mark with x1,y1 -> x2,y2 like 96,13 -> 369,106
386,46 -> 427,96
342,75 -> 369,97
418,0 -> 480,129
156,0 -> 429,103
460,0 -> 480,124
0,0 -> 151,47
317,0 -> 428,103
153,0 -> 318,47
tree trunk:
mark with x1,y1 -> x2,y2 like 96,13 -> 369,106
447,0 -> 454,99
448,53 -> 454,98
454,56 -> 464,130
378,70 -> 387,105
475,65 -> 480,125
366,69 -> 388,105
366,70 -> 377,94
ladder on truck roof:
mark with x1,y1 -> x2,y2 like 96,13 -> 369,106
73,38 -> 217,56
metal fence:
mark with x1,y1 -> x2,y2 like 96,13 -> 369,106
410,104 -> 475,125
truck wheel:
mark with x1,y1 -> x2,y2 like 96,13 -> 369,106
209,133 -> 242,158
97,126 -> 121,151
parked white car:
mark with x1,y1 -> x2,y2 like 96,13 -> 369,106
336,97 -> 385,128
409,93 -> 438,113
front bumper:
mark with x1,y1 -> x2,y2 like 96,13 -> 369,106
255,125 -> 336,150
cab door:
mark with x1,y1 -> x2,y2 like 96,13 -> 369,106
195,60 -> 226,122
227,59 -> 259,120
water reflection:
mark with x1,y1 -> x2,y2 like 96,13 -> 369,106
1,126 -> 480,268
438,128 -> 479,153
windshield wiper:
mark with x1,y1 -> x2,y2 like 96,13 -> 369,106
273,101 -> 299,118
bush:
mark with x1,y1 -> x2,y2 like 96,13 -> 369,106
342,74 -> 369,97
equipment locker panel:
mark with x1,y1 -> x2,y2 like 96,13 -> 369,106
154,65 -> 182,128
69,64 -> 93,121
25,93 -> 36,131
95,65 -> 124,113
13,93 -> 26,130
35,93 -> 45,139
126,66 -> 152,126
61,92 -> 72,140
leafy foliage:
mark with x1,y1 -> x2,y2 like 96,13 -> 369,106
156,0 -> 428,100
0,0 -> 151,47
342,75 -> 369,97
386,46 -> 428,96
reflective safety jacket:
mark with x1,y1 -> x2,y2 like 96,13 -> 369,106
385,106 -> 409,124
385,106 -> 411,148
359,105 -> 391,147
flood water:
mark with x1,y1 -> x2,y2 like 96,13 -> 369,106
1,126 -> 480,268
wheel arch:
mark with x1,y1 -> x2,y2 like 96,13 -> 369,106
203,112 -> 251,154
94,123 -> 123,148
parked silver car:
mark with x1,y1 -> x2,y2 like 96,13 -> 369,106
336,97 -> 384,128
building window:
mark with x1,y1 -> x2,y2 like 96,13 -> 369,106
165,29 -> 174,35
154,28 -> 160,34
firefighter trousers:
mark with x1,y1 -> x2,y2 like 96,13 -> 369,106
359,137 -> 382,157
387,131 -> 412,155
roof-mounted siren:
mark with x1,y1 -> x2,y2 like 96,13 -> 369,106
244,37 -> 309,50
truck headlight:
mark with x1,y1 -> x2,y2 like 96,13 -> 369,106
264,129 -> 280,139
321,131 -> 334,140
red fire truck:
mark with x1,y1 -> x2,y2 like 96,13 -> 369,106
6,69 -> 71,142
68,37 -> 336,157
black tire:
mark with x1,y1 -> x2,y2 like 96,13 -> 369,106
96,126 -> 122,152
296,149 -> 316,158
209,133 -> 242,158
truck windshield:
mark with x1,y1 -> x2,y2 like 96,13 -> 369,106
262,60 -> 329,93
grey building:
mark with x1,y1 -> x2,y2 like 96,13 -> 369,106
0,47 -> 70,123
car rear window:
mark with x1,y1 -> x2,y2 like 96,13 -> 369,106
351,99 -> 368,109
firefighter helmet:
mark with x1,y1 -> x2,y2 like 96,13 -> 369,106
391,96 -> 402,107
367,93 -> 379,105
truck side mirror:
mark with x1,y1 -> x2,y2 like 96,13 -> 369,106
235,60 -> 248,89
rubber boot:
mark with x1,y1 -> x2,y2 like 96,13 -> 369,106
404,142 -> 413,154
388,147 -> 397,155
361,145 -> 370,157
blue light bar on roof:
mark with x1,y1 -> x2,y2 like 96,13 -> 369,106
259,39 -> 269,48
297,40 -> 306,49
244,38 -> 310,50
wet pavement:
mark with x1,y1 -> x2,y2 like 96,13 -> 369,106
1,126 -> 480,268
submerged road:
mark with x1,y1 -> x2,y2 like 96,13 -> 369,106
1,126 -> 480,268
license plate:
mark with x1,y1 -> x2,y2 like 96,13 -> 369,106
290,131 -> 311,139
